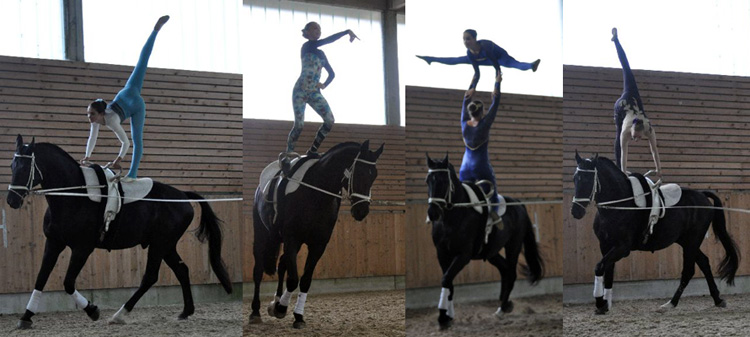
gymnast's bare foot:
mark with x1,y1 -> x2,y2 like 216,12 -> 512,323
611,27 -> 618,41
155,15 -> 170,31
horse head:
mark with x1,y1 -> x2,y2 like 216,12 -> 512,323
425,152 -> 455,222
571,150 -> 600,219
347,140 -> 384,221
7,135 -> 41,209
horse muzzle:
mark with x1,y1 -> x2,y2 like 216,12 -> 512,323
571,202 -> 587,219
6,192 -> 24,209
427,203 -> 444,222
351,202 -> 370,221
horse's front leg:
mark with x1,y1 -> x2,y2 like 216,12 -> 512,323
292,243 -> 328,329
594,245 -> 629,315
63,247 -> 98,321
437,253 -> 471,329
17,238 -> 65,329
273,240 -> 302,320
268,253 -> 288,319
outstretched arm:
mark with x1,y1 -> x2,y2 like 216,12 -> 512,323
83,123 -> 101,163
315,29 -> 357,47
469,51 -> 481,90
647,129 -> 662,178
480,73 -> 503,129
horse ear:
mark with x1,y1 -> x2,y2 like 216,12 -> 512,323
575,149 -> 582,164
373,142 -> 384,159
426,152 -> 434,167
442,152 -> 449,163
361,140 -> 370,151
593,153 -> 599,162
15,134 -> 23,152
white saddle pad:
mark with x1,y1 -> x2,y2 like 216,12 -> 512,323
461,183 -> 506,224
628,176 -> 681,208
285,159 -> 318,195
80,167 -> 153,204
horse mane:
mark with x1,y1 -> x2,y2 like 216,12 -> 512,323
318,141 -> 360,166
36,143 -> 79,165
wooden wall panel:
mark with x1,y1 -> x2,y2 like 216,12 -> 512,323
564,65 -> 750,284
242,119 -> 406,282
405,86 -> 563,288
0,56 -> 242,294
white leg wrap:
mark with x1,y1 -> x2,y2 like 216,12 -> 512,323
438,287 -> 450,310
71,290 -> 88,309
110,305 -> 130,324
593,276 -> 604,297
447,299 -> 455,318
279,290 -> 292,307
293,292 -> 307,315
26,289 -> 42,313
603,288 -> 612,309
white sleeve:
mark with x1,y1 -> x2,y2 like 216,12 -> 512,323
105,114 -> 130,159
85,123 -> 100,158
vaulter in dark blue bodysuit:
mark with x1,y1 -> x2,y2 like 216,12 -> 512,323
611,28 -> 661,177
417,29 -> 540,91
459,74 -> 503,216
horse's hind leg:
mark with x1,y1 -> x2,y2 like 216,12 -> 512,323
291,244 -> 327,329
163,250 -> 194,319
660,245 -> 698,311
268,253 -> 289,319
109,248 -> 165,324
63,247 -> 100,321
695,249 -> 725,307
487,254 -> 514,317
249,253 -> 265,323
17,238 -> 65,329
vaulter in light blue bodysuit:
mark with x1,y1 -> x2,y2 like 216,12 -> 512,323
459,71 -> 503,223
83,15 -> 170,181
418,29 -> 539,93
283,22 -> 358,166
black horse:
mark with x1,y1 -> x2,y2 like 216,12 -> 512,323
249,140 -> 384,329
425,154 -> 544,329
572,151 -> 739,314
7,135 -> 232,328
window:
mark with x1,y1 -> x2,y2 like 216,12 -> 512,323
243,0 -> 386,125
397,13 -> 405,126
82,0 -> 242,73
0,0 -> 64,60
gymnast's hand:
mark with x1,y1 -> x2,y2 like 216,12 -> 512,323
80,157 -> 91,166
316,83 -> 327,90
104,157 -> 122,170
465,88 -> 475,99
348,30 -> 359,42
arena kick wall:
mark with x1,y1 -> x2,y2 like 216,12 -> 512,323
405,86 -> 563,289
242,120 -> 406,282
0,55 -> 243,294
564,65 -> 750,284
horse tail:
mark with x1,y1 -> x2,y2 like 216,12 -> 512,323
518,204 -> 544,285
704,191 -> 739,285
187,191 -> 233,294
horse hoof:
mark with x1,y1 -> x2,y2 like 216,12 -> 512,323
494,307 -> 504,319
177,313 -> 190,320
16,319 -> 32,330
273,302 -> 287,319
656,301 -> 675,313
501,300 -> 514,313
84,304 -> 100,321
594,306 -> 608,315
293,321 -> 306,329
438,316 -> 453,330
248,314 -> 263,324
716,299 -> 727,308
108,316 -> 126,325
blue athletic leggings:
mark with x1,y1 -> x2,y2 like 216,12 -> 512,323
422,47 -> 533,71
287,89 -> 335,153
612,35 -> 644,170
111,29 -> 159,178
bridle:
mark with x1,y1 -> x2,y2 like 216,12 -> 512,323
342,152 -> 377,207
7,152 -> 43,200
572,166 -> 599,209
426,167 -> 455,209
